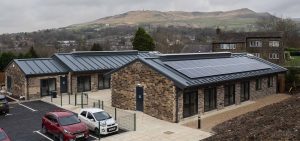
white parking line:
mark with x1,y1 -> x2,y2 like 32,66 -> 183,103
18,103 -> 37,112
5,114 -> 13,116
90,134 -> 99,139
33,130 -> 54,141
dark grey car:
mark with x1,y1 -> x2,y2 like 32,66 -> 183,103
0,95 -> 9,114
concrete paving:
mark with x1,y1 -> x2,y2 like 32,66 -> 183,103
42,89 -> 212,141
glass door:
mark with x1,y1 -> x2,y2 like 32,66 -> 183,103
204,87 -> 217,112
241,81 -> 250,102
183,91 -> 198,118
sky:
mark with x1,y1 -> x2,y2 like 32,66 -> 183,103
0,0 -> 299,34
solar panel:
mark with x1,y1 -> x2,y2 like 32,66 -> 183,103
164,57 -> 272,78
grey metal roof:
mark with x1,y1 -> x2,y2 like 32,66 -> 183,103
52,50 -> 159,72
14,58 -> 68,76
108,52 -> 287,89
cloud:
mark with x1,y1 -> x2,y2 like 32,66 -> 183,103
0,0 -> 298,34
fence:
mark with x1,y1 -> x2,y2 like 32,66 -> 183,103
48,92 -> 136,131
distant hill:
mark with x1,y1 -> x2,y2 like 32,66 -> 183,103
69,8 -> 274,30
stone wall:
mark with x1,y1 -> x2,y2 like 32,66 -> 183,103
27,75 -> 61,99
249,76 -> 277,100
5,62 -> 26,98
111,61 -> 177,122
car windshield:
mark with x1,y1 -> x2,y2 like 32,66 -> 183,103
0,132 -> 7,140
93,111 -> 111,121
58,115 -> 80,126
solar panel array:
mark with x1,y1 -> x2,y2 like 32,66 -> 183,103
164,57 -> 272,78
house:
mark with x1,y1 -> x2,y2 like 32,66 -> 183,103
108,52 -> 287,122
5,50 -> 158,100
212,31 -> 285,65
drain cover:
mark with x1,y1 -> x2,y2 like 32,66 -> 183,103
164,131 -> 174,135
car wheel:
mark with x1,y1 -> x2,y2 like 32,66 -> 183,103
41,125 -> 47,134
95,128 -> 100,136
59,134 -> 64,141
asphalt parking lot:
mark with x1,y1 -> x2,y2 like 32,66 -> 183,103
0,101 -> 122,141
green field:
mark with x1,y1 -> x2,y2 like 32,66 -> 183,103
285,56 -> 300,66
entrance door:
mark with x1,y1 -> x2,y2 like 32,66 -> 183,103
204,87 -> 217,112
136,86 -> 144,112
40,78 -> 56,96
241,81 -> 250,102
60,76 -> 68,93
183,91 -> 198,118
224,84 -> 235,106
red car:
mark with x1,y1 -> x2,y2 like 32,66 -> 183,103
0,128 -> 11,141
42,111 -> 89,141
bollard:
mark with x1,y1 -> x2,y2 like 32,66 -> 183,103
50,92 -> 53,102
81,92 -> 83,108
198,115 -> 201,129
93,102 -> 95,108
75,93 -> 77,106
98,100 -> 100,108
68,93 -> 70,104
101,101 -> 104,110
134,113 -> 136,131
114,108 -> 117,121
86,93 -> 88,105
60,93 -> 62,107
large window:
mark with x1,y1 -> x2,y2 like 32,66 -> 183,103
253,53 -> 261,58
183,91 -> 198,118
249,41 -> 262,47
269,41 -> 280,47
204,87 -> 217,112
220,44 -> 236,49
268,76 -> 273,87
77,76 -> 91,92
240,81 -> 250,102
98,74 -> 111,90
269,53 -> 279,59
256,79 -> 262,90
224,84 -> 235,106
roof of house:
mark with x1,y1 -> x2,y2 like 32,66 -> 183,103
52,50 -> 159,72
108,52 -> 287,89
13,58 -> 69,76
10,50 -> 159,76
213,31 -> 284,43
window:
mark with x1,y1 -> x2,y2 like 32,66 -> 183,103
249,41 -> 262,47
240,81 -> 250,102
256,79 -> 262,90
6,76 -> 12,92
77,76 -> 91,92
87,112 -> 94,120
269,41 -> 280,47
98,74 -> 111,90
220,44 -> 236,49
80,111 -> 87,117
253,53 -> 261,58
204,87 -> 217,112
268,76 -> 273,87
269,53 -> 279,59
224,84 -> 235,106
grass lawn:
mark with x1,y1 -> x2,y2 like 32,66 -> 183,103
285,56 -> 300,66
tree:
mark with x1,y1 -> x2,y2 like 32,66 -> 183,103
0,52 -> 16,71
256,16 -> 300,48
90,43 -> 103,51
25,46 -> 39,58
132,27 -> 155,51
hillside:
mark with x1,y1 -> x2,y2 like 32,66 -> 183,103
69,8 -> 273,30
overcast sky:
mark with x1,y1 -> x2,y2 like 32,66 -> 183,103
0,0 -> 299,34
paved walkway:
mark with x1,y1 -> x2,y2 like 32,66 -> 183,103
42,90 -> 212,141
182,94 -> 291,132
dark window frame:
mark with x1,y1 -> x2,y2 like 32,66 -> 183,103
268,76 -> 273,88
224,84 -> 235,106
204,87 -> 217,112
7,76 -> 12,92
77,75 -> 91,92
98,74 -> 111,90
256,78 -> 262,90
240,81 -> 250,102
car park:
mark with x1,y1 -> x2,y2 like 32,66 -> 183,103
0,95 -> 9,115
42,111 -> 89,141
79,108 -> 118,135
0,128 -> 11,141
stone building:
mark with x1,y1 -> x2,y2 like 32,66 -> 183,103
5,50 -> 157,100
109,52 -> 287,122
212,31 -> 285,65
